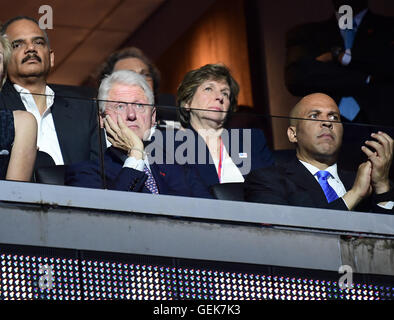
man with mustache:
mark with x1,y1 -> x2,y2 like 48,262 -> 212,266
245,93 -> 394,213
0,16 -> 100,168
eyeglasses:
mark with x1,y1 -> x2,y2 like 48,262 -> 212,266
105,102 -> 152,114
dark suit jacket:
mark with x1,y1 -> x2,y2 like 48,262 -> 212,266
285,10 -> 394,125
0,79 -> 101,167
245,156 -> 393,213
166,126 -> 274,194
65,145 -> 210,198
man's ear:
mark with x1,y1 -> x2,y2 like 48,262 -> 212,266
50,49 -> 55,68
151,107 -> 157,126
287,126 -> 297,143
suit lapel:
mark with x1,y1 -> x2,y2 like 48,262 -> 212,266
197,134 -> 219,186
187,126 -> 219,187
285,157 -> 329,205
51,94 -> 73,164
337,168 -> 355,191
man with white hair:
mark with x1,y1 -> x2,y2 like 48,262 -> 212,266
65,70 -> 202,197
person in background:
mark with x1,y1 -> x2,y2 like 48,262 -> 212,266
0,34 -> 37,181
285,0 -> 394,126
95,46 -> 180,128
97,46 -> 160,102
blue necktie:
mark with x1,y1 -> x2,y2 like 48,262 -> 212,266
143,165 -> 159,194
315,170 -> 339,203
338,96 -> 360,121
339,20 -> 360,121
344,20 -> 357,49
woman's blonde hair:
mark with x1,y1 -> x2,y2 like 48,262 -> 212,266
0,34 -> 12,87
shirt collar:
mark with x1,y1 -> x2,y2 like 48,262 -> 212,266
13,83 -> 55,109
299,160 -> 340,181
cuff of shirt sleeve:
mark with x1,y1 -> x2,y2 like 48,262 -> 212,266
377,201 -> 394,210
373,188 -> 394,210
341,49 -> 352,66
123,157 -> 145,171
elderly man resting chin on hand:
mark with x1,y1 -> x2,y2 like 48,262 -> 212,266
65,70 -> 208,198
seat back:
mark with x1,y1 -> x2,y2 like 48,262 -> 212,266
272,149 -> 296,166
209,182 -> 245,201
34,165 -> 66,185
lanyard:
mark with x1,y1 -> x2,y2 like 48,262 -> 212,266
217,137 -> 224,183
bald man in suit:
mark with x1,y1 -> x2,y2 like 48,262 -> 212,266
245,93 -> 393,213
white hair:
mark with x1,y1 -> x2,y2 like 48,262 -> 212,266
97,70 -> 154,113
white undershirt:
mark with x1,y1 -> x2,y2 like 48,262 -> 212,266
14,84 -> 64,165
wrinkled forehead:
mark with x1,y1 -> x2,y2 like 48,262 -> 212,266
107,83 -> 149,103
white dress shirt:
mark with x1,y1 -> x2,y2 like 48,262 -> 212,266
299,160 -> 347,197
14,84 -> 64,165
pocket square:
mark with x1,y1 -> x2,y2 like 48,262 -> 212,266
239,153 -> 248,158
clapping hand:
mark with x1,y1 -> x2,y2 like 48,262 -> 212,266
362,131 -> 393,194
344,161 -> 372,210
344,132 -> 393,210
